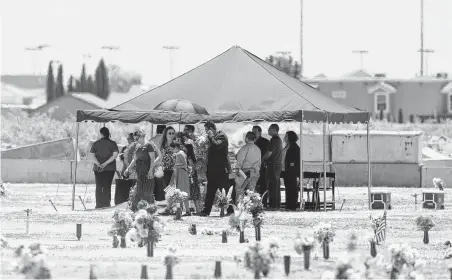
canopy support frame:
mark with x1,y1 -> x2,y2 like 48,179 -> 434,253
72,123 -> 80,211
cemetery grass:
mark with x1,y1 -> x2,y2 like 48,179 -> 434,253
1,184 -> 452,279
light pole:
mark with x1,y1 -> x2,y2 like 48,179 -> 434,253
25,44 -> 50,85
101,46 -> 120,66
420,0 -> 424,76
418,49 -> 434,76
300,0 -> 304,78
352,50 -> 368,70
163,45 -> 180,80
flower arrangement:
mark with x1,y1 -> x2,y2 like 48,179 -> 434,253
154,165 -> 164,178
244,240 -> 279,279
246,191 -> 265,228
229,204 -> 252,232
370,211 -> 386,232
415,215 -> 436,231
388,243 -> 426,280
294,235 -> 315,254
313,223 -> 335,243
215,187 -> 233,217
107,209 -> 134,238
13,243 -> 51,279
163,244 -> 180,279
193,132 -> 209,181
294,235 -> 315,270
322,258 -> 360,280
126,206 -> 165,250
166,189 -> 188,210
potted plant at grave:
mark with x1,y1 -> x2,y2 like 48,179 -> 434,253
313,222 -> 335,260
415,215 -> 436,244
229,198 -> 252,243
107,209 -> 134,248
294,235 -> 315,270
126,203 -> 165,257
166,189 -> 188,220
244,240 -> 279,279
215,187 -> 233,217
163,244 -> 179,279
246,191 -> 265,241
13,243 -> 52,279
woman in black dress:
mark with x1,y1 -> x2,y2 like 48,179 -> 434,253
125,130 -> 160,210
89,127 -> 119,208
281,131 -> 300,211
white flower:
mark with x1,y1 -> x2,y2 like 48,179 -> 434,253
125,228 -> 141,244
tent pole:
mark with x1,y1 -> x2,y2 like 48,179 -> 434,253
367,121 -> 372,209
72,122 -> 80,211
299,122 -> 304,211
323,117 -> 328,212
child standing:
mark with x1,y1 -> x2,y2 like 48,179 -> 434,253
170,141 -> 191,216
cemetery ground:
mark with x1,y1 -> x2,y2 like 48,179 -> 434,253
1,184 -> 452,279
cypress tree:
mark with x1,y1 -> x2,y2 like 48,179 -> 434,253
398,108 -> 404,123
95,59 -> 110,100
56,64 -> 65,98
87,75 -> 95,94
80,64 -> 87,92
67,75 -> 74,93
46,62 -> 55,102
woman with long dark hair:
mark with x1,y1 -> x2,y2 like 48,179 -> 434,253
125,130 -> 161,210
89,127 -> 119,208
159,126 -> 176,188
281,131 -> 300,211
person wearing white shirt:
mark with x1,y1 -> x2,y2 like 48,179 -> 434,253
235,131 -> 261,200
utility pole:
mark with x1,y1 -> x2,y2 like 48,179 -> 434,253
352,50 -> 368,70
418,49 -> 434,76
420,0 -> 424,76
101,45 -> 120,65
25,44 -> 50,85
300,0 -> 304,78
163,45 -> 180,80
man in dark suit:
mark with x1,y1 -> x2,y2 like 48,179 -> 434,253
282,131 -> 301,211
262,124 -> 283,210
197,121 -> 233,216
252,125 -> 269,206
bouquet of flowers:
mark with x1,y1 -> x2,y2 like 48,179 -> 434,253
166,189 -> 188,209
246,191 -> 265,227
244,240 -> 279,278
313,222 -> 335,243
107,209 -> 134,237
126,207 -> 165,245
294,235 -> 315,254
370,212 -> 386,232
322,258 -> 360,280
388,243 -> 426,280
415,215 -> 436,231
13,243 -> 51,279
154,165 -> 164,178
215,187 -> 233,209
229,205 -> 252,232
193,132 -> 209,181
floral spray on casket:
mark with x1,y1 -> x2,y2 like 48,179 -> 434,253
107,209 -> 134,248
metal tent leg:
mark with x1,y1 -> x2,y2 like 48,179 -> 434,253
72,123 -> 80,211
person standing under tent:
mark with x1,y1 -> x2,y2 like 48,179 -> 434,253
125,130 -> 160,209
235,131 -> 261,200
159,126 -> 176,188
120,133 -> 136,177
252,125 -> 269,206
262,124 -> 283,210
183,125 -> 201,213
151,125 -> 167,201
197,121 -> 233,217
281,131 -> 300,211
89,127 -> 119,209
169,141 -> 191,216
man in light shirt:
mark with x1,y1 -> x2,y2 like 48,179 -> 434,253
235,131 -> 261,199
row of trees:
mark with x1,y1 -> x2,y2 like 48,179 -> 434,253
46,59 -> 112,103
265,54 -> 301,79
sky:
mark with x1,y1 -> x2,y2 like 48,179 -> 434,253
1,0 -> 451,86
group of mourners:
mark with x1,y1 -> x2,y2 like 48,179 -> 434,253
89,121 -> 301,216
